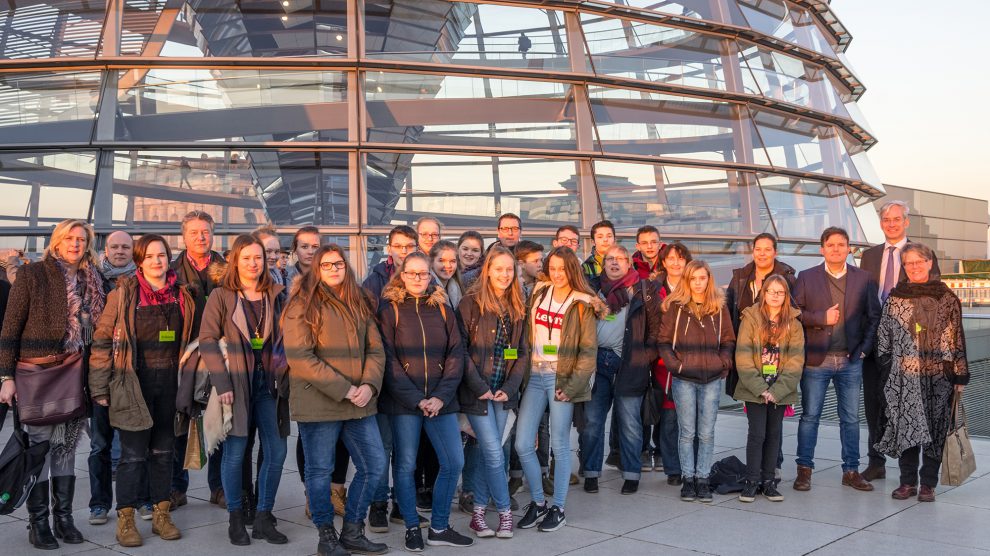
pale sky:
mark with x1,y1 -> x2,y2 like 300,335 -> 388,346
832,0 -> 990,203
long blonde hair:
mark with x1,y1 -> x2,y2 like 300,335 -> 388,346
44,219 -> 98,268
756,275 -> 797,345
661,259 -> 724,318
467,246 -> 526,321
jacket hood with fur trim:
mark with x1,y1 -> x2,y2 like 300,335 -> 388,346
531,280 -> 609,319
381,282 -> 449,307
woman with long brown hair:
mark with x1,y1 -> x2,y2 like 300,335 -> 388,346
732,275 -> 804,503
457,246 -> 529,539
199,234 -> 289,546
658,260 -> 735,504
283,244 -> 388,556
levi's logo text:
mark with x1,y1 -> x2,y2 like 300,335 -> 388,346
534,306 -> 564,332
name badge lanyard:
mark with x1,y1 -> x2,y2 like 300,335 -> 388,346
544,287 -> 573,346
496,312 -> 518,358
240,293 -> 266,349
155,290 -> 177,342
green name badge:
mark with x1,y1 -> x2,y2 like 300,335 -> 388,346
761,364 -> 778,376
251,337 -> 264,350
159,330 -> 176,343
604,314 -> 617,321
503,348 -> 518,360
542,344 -> 558,356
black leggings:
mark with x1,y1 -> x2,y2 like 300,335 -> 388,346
744,402 -> 785,483
899,446 -> 940,488
117,390 -> 175,509
415,434 -> 440,491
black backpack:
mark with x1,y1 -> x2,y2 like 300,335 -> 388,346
0,404 -> 50,514
708,455 -> 748,494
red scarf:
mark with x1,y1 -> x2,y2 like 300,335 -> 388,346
599,269 -> 640,313
136,269 -> 186,319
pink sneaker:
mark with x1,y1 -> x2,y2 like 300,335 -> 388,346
470,506 -> 494,538
496,510 -> 514,539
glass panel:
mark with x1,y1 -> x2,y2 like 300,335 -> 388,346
581,14 -> 734,92
135,0 -> 348,58
365,1 -> 574,71
110,150 -> 350,229
366,152 -> 580,228
115,69 -> 347,142
0,71 -> 101,144
115,0 -> 164,56
593,161 -> 772,236
588,86 -> 772,165
605,1 -> 750,26
758,174 -> 867,242
0,1 -> 103,59
752,108 -> 859,180
738,42 -> 850,117
0,151 -> 97,229
736,0 -> 837,59
365,72 -> 579,150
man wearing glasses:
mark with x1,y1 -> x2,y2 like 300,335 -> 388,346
416,217 -> 443,255
493,213 -> 523,251
364,225 -> 419,300
552,225 -> 581,253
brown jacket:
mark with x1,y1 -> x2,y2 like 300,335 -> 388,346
283,288 -> 386,422
89,276 -> 194,430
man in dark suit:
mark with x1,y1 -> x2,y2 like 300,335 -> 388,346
792,227 -> 881,493
858,201 -> 940,481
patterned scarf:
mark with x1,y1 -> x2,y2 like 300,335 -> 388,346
136,268 -> 185,318
599,269 -> 639,313
100,256 -> 136,281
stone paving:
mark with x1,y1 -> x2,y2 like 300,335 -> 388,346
2,413 -> 989,555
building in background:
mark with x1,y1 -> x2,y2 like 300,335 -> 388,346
0,0 -> 882,281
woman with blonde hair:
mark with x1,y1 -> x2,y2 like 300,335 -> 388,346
0,219 -> 107,549
658,260 -> 735,504
732,275 -> 804,503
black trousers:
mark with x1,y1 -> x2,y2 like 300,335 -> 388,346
117,389 -> 175,509
744,402 -> 785,483
862,355 -> 886,467
899,446 -> 941,488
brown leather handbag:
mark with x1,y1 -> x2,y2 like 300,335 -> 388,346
14,351 -> 87,426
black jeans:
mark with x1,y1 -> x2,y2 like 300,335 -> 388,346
117,389 -> 176,509
899,446 -> 941,488
745,402 -> 785,483
88,404 -> 115,511
862,355 -> 886,467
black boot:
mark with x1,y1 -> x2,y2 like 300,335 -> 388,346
26,480 -> 59,550
340,520 -> 388,554
242,490 -> 256,528
317,523 -> 349,556
252,510 -> 288,544
50,476 -> 83,544
228,509 -> 251,546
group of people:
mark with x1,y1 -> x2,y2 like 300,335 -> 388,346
0,200 -> 969,556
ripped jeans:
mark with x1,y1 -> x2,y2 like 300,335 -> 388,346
116,387 -> 176,509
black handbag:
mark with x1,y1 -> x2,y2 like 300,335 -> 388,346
0,403 -> 51,514
641,373 -> 662,426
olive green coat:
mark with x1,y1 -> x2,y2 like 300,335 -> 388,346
732,305 -> 805,405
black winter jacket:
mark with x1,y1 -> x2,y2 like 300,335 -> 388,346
658,302 -> 736,385
377,284 -> 465,416
456,291 -> 530,414
362,260 -> 392,300
602,279 -> 663,397
725,260 -> 797,333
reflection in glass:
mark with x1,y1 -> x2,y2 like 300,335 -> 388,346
110,150 -> 350,229
0,71 -> 101,144
589,86 -> 772,166
758,174 -> 866,242
115,69 -> 347,142
366,153 -> 580,228
0,151 -> 97,234
736,0 -> 837,59
0,1 -> 103,59
607,1 -> 749,26
594,161 -> 772,236
366,2 -> 573,71
366,72 -> 579,150
739,43 -> 850,117
752,108 -> 859,180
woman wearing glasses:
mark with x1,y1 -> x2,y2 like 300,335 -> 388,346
378,252 -> 472,552
732,275 -> 804,503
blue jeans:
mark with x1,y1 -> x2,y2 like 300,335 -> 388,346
514,364 -> 574,509
298,416 -> 385,526
657,407 -> 681,475
221,370 -> 287,512
391,412 -> 463,530
466,401 -> 511,512
372,413 -> 393,503
88,404 -> 114,511
671,378 -> 722,479
580,349 -> 643,480
796,354 -> 863,472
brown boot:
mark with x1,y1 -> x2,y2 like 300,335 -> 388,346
891,484 -> 918,500
116,508 -> 143,547
793,465 -> 813,491
331,486 -> 347,517
842,470 -> 875,491
152,501 -> 182,540
862,464 -> 887,481
918,485 -> 936,502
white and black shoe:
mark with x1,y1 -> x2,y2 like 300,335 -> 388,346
426,527 -> 474,547
518,501 -> 548,529
738,482 -> 758,503
404,527 -> 424,552
537,506 -> 566,532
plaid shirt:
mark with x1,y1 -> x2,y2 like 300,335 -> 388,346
491,312 -> 512,392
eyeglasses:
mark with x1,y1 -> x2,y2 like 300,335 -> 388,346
764,290 -> 787,297
320,261 -> 347,271
604,256 -> 629,264
420,233 -> 440,240
556,237 -> 579,246
498,226 -> 520,233
390,243 -> 417,252
402,271 -> 431,281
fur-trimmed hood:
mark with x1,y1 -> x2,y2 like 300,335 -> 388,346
208,260 -> 227,284
381,282 -> 448,307
531,280 -> 609,319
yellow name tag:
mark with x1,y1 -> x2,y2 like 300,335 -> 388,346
542,344 -> 558,356
250,337 -> 264,350
762,364 -> 777,376
503,348 -> 518,360
159,330 -> 176,343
